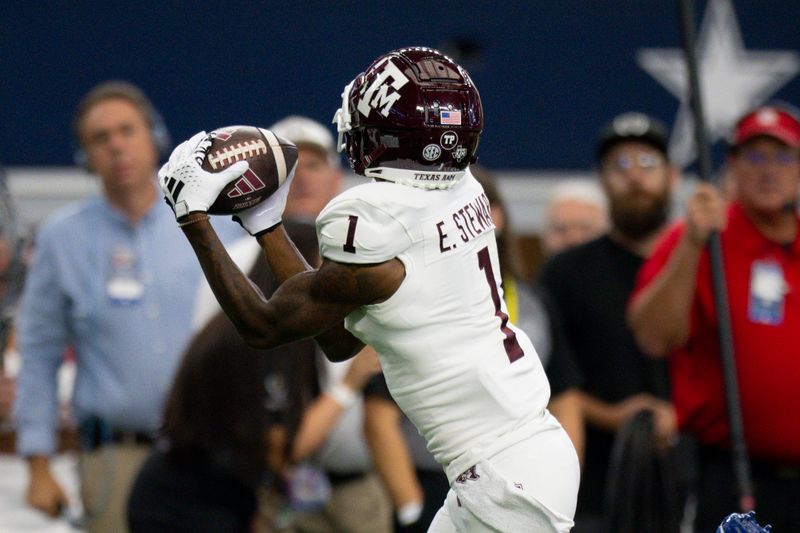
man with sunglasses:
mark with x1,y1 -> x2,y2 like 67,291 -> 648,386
538,112 -> 683,531
629,104 -> 800,531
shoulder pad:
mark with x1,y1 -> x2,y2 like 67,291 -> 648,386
317,194 -> 412,264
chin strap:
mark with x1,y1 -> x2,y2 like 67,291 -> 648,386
359,144 -> 387,174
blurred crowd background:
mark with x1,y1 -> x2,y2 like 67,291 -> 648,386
2,0 -> 797,233
0,1 -> 798,532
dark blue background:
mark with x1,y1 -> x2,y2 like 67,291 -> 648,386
2,1 -> 798,169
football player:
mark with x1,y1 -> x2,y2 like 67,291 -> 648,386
160,47 -> 579,532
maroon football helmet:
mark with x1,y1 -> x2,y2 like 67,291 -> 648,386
333,47 -> 483,189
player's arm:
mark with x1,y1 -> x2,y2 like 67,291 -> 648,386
254,225 -> 366,359
179,215 -> 403,360
158,131 -> 378,360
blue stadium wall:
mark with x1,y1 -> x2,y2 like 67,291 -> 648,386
1,0 -> 798,170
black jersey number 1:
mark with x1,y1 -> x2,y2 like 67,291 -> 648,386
477,246 -> 524,362
343,215 -> 358,253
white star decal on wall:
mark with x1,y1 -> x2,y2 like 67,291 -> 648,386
636,0 -> 799,168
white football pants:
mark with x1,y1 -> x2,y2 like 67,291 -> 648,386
428,418 -> 579,532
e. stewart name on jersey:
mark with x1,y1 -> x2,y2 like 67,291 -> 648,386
435,192 -> 494,253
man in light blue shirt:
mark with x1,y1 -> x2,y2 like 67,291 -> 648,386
14,81 -> 239,533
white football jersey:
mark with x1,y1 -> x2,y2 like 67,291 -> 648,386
316,170 -> 551,480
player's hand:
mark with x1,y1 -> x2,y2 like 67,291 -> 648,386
26,461 -> 68,517
685,182 -> 726,247
232,164 -> 296,236
159,131 -> 249,220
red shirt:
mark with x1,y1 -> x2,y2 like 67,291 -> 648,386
633,202 -> 800,463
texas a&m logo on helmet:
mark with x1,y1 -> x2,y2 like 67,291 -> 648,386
356,57 -> 410,118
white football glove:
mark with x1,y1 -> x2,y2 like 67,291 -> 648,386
232,165 -> 297,236
159,131 -> 249,219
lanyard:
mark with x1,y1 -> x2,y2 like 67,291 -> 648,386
503,275 -> 518,325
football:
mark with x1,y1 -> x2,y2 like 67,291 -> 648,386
201,125 -> 298,214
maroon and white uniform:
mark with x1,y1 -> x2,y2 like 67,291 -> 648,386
325,47 -> 578,532
318,170 -> 578,532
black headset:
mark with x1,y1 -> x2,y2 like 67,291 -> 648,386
72,82 -> 172,169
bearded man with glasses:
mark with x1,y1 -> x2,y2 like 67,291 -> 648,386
538,112 -> 684,531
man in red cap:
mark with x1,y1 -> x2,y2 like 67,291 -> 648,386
628,103 -> 800,531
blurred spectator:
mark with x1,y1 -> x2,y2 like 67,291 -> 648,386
0,222 -> 82,531
13,81 -> 239,532
128,216 -> 344,532
543,179 -> 609,256
276,116 -> 344,224
716,162 -> 739,201
363,373 -> 433,533
538,112 -> 682,532
127,224 -> 321,533
265,115 -> 391,533
127,312 -> 269,533
0,165 -> 27,434
0,373 -> 12,427
0,231 -> 17,429
628,103 -> 800,531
